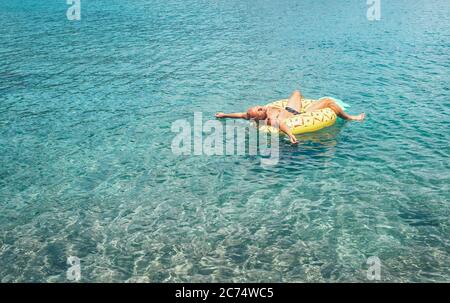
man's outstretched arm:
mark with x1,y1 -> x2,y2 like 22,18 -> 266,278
215,112 -> 248,119
279,121 -> 298,144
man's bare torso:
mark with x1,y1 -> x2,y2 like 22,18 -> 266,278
265,106 -> 295,126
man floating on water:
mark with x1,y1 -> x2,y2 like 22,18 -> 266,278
215,90 -> 365,144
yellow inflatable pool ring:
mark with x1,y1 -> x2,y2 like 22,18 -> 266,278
258,98 -> 337,135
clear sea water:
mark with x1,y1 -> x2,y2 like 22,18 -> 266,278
1,0 -> 449,282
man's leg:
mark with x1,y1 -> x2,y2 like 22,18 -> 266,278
286,90 -> 303,113
307,98 -> 365,121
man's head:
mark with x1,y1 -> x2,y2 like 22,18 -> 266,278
246,106 -> 267,121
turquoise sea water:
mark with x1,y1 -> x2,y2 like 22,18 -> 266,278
1,0 -> 449,282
